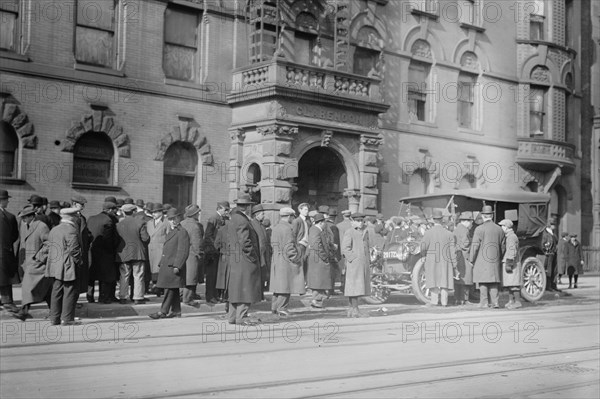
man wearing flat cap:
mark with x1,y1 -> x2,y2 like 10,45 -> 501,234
453,211 -> 475,306
150,208 -> 190,319
226,194 -> 261,325
87,202 -> 120,304
0,189 -> 19,312
203,201 -> 230,304
269,207 -> 304,316
71,195 -> 93,300
180,205 -> 204,306
499,219 -> 522,309
116,203 -> 150,304
251,204 -> 272,295
341,213 -> 371,317
470,205 -> 506,308
374,213 -> 388,239
421,209 -> 458,307
46,208 -> 83,325
325,209 -> 342,295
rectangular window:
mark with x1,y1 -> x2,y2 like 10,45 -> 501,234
565,0 -> 573,47
0,0 -> 19,52
460,0 -> 475,25
408,62 -> 429,122
163,7 -> 199,81
353,47 -> 378,77
294,32 -> 315,66
529,86 -> 546,136
458,74 -> 475,128
75,0 -> 117,68
529,0 -> 545,41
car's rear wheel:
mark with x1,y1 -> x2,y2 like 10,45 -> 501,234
521,257 -> 546,302
411,258 -> 430,304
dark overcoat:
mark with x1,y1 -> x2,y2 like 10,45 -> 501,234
566,240 -> 584,275
157,225 -> 190,289
147,217 -> 168,275
251,218 -> 271,290
45,220 -> 81,282
226,208 -> 261,304
75,213 -> 93,293
336,219 -> 352,271
87,211 -> 120,282
116,215 -> 149,263
556,237 -> 569,275
502,229 -> 521,287
453,223 -> 473,284
291,216 -> 311,247
203,212 -> 226,257
0,208 -> 19,285
470,220 -> 506,283
341,227 -> 371,296
19,220 -> 51,306
48,212 -> 61,229
180,217 -> 204,286
215,223 -> 230,291
269,219 -> 304,294
541,228 -> 558,276
307,225 -> 334,290
421,224 -> 457,289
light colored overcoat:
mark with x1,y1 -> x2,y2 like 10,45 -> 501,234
421,224 -> 457,289
147,217 -> 168,275
45,220 -> 81,282
269,219 -> 304,294
306,225 -> 333,290
341,227 -> 371,297
501,229 -> 521,287
470,220 -> 506,283
19,220 -> 51,306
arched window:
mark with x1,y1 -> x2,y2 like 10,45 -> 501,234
73,132 -> 114,184
0,121 -> 18,178
163,141 -> 197,211
353,26 -> 382,77
409,168 -> 430,196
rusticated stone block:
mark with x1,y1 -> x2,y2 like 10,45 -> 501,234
101,116 -> 114,134
364,152 -> 378,167
363,173 -> 377,188
262,141 -> 275,157
21,135 -> 37,149
67,123 -> 84,141
17,122 -> 34,138
201,154 -> 213,165
82,114 -> 93,132
2,103 -> 18,122
108,125 -> 123,140
363,195 -> 377,209
93,110 -> 103,132
280,159 -> 298,179
11,112 -> 27,129
275,188 -> 290,203
171,126 -> 181,142
114,133 -> 129,147
118,146 -> 130,158
62,139 -> 76,152
276,141 -> 292,156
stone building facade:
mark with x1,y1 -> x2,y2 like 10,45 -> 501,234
0,0 -> 591,242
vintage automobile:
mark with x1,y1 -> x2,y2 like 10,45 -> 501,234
367,188 -> 550,305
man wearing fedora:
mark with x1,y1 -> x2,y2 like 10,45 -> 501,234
226,194 -> 261,325
566,233 -> 584,289
470,205 -> 506,308
28,194 -> 52,229
71,195 -> 92,300
150,208 -> 190,319
454,211 -> 475,306
336,210 -> 352,293
421,209 -> 457,307
251,204 -> 272,296
0,189 -> 19,311
87,202 -> 120,304
307,213 -> 335,309
12,204 -> 51,320
180,205 -> 204,306
46,207 -> 83,325
116,203 -> 149,304
341,213 -> 371,317
204,201 -> 230,304
499,219 -> 523,309
292,203 -> 311,278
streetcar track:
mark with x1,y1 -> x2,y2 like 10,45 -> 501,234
0,322 -> 597,375
480,379 -> 600,399
125,346 -> 599,398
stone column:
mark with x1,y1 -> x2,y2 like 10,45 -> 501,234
359,134 -> 382,214
228,128 -> 245,202
343,189 -> 361,214
593,113 -> 600,248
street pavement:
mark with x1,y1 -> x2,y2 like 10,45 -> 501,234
1,275 -> 598,398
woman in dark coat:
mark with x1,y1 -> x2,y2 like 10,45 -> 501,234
566,234 -> 584,289
150,208 -> 190,319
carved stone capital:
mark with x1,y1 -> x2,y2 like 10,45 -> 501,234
360,134 -> 383,148
257,124 -> 298,137
229,128 -> 246,143
321,130 -> 333,147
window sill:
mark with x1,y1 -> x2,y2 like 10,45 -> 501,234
410,9 -> 439,20
458,127 -> 484,136
410,120 -> 437,128
74,63 -> 125,77
71,182 -> 122,191
459,22 -> 486,33
0,177 -> 26,185
0,51 -> 30,62
164,78 -> 208,91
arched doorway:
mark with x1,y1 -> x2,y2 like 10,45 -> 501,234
163,141 -> 198,211
293,147 -> 347,212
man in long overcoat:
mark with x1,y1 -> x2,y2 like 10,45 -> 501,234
566,234 -> 584,288
499,219 -> 522,309
180,205 -> 204,305
292,203 -> 311,277
453,211 -> 474,305
251,204 -> 271,295
46,208 -> 82,325
12,205 -> 51,320
321,207 -> 341,295
0,189 -> 19,311
116,204 -> 149,304
71,195 -> 92,300
341,212 -> 371,317
470,205 -> 506,308
87,202 -> 120,304
270,207 -> 304,316
542,219 -> 559,291
421,209 -> 457,307
336,209 -> 352,293
215,220 -> 230,307
147,203 -> 168,295
307,213 -> 334,309
226,195 -> 261,325
150,208 -> 190,319
556,232 -> 569,285
203,201 -> 230,304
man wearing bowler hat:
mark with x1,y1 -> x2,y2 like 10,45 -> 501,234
150,208 -> 190,319
226,194 -> 261,325
470,205 -> 506,308
0,189 -> 19,311
251,203 -> 271,295
29,194 -> 52,229
180,205 -> 204,306
203,201 -> 230,303
454,211 -> 475,306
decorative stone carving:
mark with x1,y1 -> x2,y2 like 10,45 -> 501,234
62,107 -> 130,157
0,97 -> 37,149
460,51 -> 479,70
321,130 -> 333,147
268,101 -> 288,119
411,39 -> 432,59
230,128 -> 245,142
530,66 -> 550,83
257,124 -> 299,136
360,134 -> 383,148
155,118 -> 213,165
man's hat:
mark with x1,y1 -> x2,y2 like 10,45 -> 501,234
116,199 -> 125,207
166,208 -> 182,219
308,210 -> 318,218
145,202 -> 153,211
459,211 -> 474,221
317,205 -> 329,214
279,207 -> 295,217
61,201 -> 71,208
341,210 -> 351,217
185,204 -> 201,218
60,207 -> 79,216
329,209 -> 338,216
235,194 -> 255,205
28,195 -> 43,206
122,204 -> 137,213
41,197 -> 48,206
481,205 -> 494,215
313,213 -> 325,223
570,233 -> 578,238
102,201 -> 117,210
104,196 -> 117,203
376,213 -> 384,220
124,198 -> 134,205
150,203 -> 164,212
561,232 -> 569,238
217,201 -> 230,209
431,209 -> 444,220
350,212 -> 365,220
48,200 -> 61,209
498,219 -> 513,228
71,195 -> 87,205
18,204 -> 36,218
0,190 -> 11,200
252,204 -> 264,215
135,199 -> 145,207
